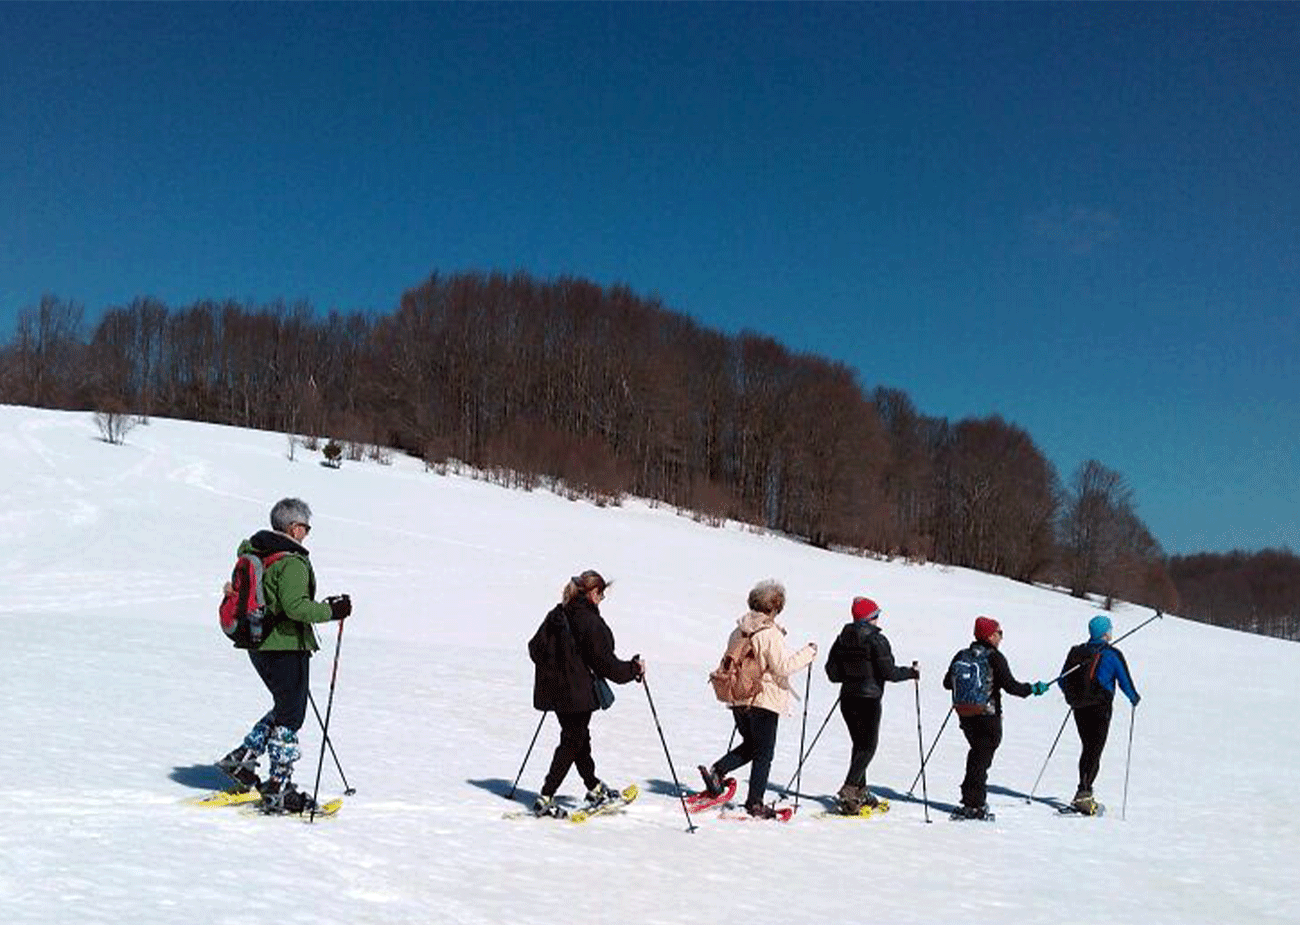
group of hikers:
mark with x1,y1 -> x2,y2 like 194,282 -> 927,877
213,497 -> 1140,821
524,573 -> 1141,822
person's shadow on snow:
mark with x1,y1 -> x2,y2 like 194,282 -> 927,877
467,777 -> 548,807
170,764 -> 231,791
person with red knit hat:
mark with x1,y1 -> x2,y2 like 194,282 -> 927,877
824,596 -> 919,814
942,615 -> 1050,820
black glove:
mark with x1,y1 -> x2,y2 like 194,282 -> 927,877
326,594 -> 352,620
631,653 -> 645,682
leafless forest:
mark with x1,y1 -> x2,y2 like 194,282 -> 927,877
2,273 -> 1294,640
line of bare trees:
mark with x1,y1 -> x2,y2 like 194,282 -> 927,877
1,274 -> 1190,618
1168,549 -> 1300,641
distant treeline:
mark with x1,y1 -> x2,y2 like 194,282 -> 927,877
0,272 -> 1290,639
1168,549 -> 1300,641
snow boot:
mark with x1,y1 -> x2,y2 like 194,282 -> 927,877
746,801 -> 778,819
215,745 -> 262,792
951,804 -> 994,821
1071,789 -> 1101,815
584,781 -> 621,807
258,779 -> 316,815
836,784 -> 880,815
698,764 -> 724,798
532,794 -> 568,819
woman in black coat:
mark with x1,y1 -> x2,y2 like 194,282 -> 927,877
527,569 -> 643,818
824,596 -> 918,814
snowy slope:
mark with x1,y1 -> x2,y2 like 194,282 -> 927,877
1,405 -> 1296,925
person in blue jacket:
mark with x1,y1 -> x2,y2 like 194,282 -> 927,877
1058,614 -> 1140,814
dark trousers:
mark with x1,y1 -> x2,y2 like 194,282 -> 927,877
714,706 -> 780,808
248,649 -> 311,731
542,710 -> 598,797
840,695 -> 883,789
958,713 -> 1003,809
1073,702 -> 1113,794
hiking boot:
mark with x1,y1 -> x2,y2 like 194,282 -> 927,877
698,764 -> 724,798
531,794 -> 567,819
584,781 -> 620,806
215,746 -> 261,792
746,801 -> 778,819
257,780 -> 316,815
836,784 -> 866,814
963,805 -> 992,821
1071,794 -> 1101,815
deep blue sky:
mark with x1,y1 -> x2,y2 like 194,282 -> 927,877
3,2 -> 1297,555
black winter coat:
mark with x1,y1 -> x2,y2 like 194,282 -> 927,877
825,620 -> 918,698
528,595 -> 639,712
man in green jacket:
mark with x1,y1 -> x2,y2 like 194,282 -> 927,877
216,498 -> 351,813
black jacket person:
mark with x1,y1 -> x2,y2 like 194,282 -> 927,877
824,596 -> 918,813
526,570 -> 642,817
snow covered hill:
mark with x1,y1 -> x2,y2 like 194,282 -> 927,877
1,404 -> 1296,925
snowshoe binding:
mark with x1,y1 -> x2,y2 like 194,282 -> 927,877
215,746 -> 262,792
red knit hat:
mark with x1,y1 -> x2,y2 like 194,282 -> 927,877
851,597 -> 881,621
974,616 -> 1001,642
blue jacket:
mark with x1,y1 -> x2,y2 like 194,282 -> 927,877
1063,641 -> 1139,706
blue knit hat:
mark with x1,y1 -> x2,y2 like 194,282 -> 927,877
1088,615 -> 1113,641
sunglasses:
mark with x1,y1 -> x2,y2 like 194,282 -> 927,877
293,522 -> 312,535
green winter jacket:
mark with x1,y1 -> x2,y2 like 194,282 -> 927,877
238,529 -> 334,651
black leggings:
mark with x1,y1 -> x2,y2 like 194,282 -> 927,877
248,649 -> 311,731
542,710 -> 598,797
714,706 -> 780,808
1073,702 -> 1113,793
840,695 -> 883,789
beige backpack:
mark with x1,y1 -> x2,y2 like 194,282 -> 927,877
708,626 -> 770,704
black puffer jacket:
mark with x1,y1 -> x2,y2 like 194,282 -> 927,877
529,594 -> 639,712
825,620 -> 917,698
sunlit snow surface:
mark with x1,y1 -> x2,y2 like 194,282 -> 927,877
1,405 -> 1295,925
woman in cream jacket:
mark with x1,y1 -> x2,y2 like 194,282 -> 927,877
698,579 -> 817,818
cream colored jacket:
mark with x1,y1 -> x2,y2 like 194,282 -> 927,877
725,610 -> 817,715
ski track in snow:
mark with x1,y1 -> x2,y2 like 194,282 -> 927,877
1,405 -> 1298,925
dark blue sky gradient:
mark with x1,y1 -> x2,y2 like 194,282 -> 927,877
2,3 -> 1297,554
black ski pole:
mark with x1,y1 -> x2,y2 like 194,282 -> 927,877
308,691 -> 355,795
309,619 -> 345,823
507,711 -> 548,801
1122,702 -> 1137,820
793,662 -> 812,815
780,692 -> 841,799
1026,708 -> 1072,803
913,674 -> 931,823
641,673 -> 697,833
907,705 -> 953,796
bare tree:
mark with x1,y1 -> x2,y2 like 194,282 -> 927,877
93,406 -> 137,445
1061,460 -> 1130,598
14,295 -> 85,407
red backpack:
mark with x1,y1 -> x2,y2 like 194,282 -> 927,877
218,552 -> 287,648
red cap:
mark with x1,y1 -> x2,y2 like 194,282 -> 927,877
974,616 -> 1001,642
851,597 -> 881,621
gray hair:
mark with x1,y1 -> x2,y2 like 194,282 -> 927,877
747,579 -> 785,615
270,497 -> 313,533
